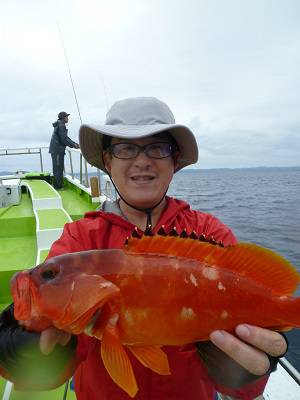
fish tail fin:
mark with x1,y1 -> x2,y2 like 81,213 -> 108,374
285,296 -> 300,329
270,297 -> 300,332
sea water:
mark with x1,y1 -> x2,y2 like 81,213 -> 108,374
168,167 -> 300,370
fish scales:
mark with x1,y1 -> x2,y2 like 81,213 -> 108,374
100,252 -> 296,345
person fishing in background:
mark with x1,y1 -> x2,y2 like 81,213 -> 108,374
49,111 -> 80,189
0,97 -> 288,399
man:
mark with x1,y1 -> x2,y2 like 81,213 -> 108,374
0,98 -> 287,399
49,111 -> 79,189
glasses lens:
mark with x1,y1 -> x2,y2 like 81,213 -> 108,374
146,143 -> 172,158
109,142 -> 174,159
110,143 -> 139,159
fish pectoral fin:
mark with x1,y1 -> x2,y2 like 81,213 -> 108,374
101,324 -> 138,398
128,345 -> 170,375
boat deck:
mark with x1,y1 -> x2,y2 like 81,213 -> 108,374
0,177 -> 100,305
0,175 -> 102,399
0,192 -> 36,305
0,380 -> 76,400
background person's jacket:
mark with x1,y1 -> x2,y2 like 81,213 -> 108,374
49,120 -> 77,154
0,197 -> 268,399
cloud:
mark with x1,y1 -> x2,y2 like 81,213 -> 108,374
1,0 -> 300,171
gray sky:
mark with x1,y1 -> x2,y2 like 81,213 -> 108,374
1,0 -> 300,171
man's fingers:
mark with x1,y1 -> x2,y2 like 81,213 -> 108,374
235,324 -> 288,357
210,330 -> 270,375
40,327 -> 71,355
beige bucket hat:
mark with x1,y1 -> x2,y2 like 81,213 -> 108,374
79,97 -> 198,172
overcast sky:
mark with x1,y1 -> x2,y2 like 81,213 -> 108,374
1,0 -> 300,172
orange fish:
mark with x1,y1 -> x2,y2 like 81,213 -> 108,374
11,232 -> 300,397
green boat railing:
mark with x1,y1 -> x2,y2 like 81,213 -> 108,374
0,146 -> 116,200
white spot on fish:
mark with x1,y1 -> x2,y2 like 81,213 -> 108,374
173,260 -> 180,270
124,309 -> 134,325
280,295 -> 288,301
109,314 -> 119,326
100,282 -> 113,288
71,281 -> 75,291
218,282 -> 226,291
180,307 -> 196,320
190,273 -> 198,287
124,308 -> 149,324
220,310 -> 228,320
202,266 -> 219,281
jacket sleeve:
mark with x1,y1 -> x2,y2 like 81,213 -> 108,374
57,123 -> 78,148
0,304 -> 78,390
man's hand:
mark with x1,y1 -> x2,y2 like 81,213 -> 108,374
40,327 -> 71,355
210,324 -> 287,375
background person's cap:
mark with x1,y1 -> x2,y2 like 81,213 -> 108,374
58,111 -> 70,120
79,97 -> 198,172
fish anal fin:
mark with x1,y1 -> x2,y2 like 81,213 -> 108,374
128,345 -> 170,375
101,323 -> 138,398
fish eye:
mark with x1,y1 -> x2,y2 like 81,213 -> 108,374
41,267 -> 59,280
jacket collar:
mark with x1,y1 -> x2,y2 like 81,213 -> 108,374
84,196 -> 190,233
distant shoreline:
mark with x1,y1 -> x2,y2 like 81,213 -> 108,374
1,165 -> 300,176
179,166 -> 300,173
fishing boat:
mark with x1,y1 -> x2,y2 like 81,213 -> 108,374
0,147 -> 299,400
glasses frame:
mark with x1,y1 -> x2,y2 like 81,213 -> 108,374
107,142 -> 177,160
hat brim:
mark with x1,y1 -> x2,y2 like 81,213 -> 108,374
79,123 -> 198,172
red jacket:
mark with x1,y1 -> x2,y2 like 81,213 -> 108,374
48,197 -> 268,400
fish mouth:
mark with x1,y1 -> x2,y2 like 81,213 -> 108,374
12,270 -> 35,321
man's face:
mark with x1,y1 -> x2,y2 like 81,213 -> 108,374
103,134 -> 179,209
64,116 -> 69,123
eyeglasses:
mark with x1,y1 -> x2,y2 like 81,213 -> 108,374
107,142 -> 177,159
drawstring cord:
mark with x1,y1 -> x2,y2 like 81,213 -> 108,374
107,173 -> 168,230
144,208 -> 153,230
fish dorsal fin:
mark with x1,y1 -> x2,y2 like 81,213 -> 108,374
128,345 -> 170,375
126,233 -> 217,259
210,242 -> 300,296
101,322 -> 138,398
126,234 -> 300,296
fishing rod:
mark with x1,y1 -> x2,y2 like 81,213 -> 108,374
56,22 -> 90,188
57,23 -> 83,124
56,23 -> 109,193
57,22 -> 110,117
